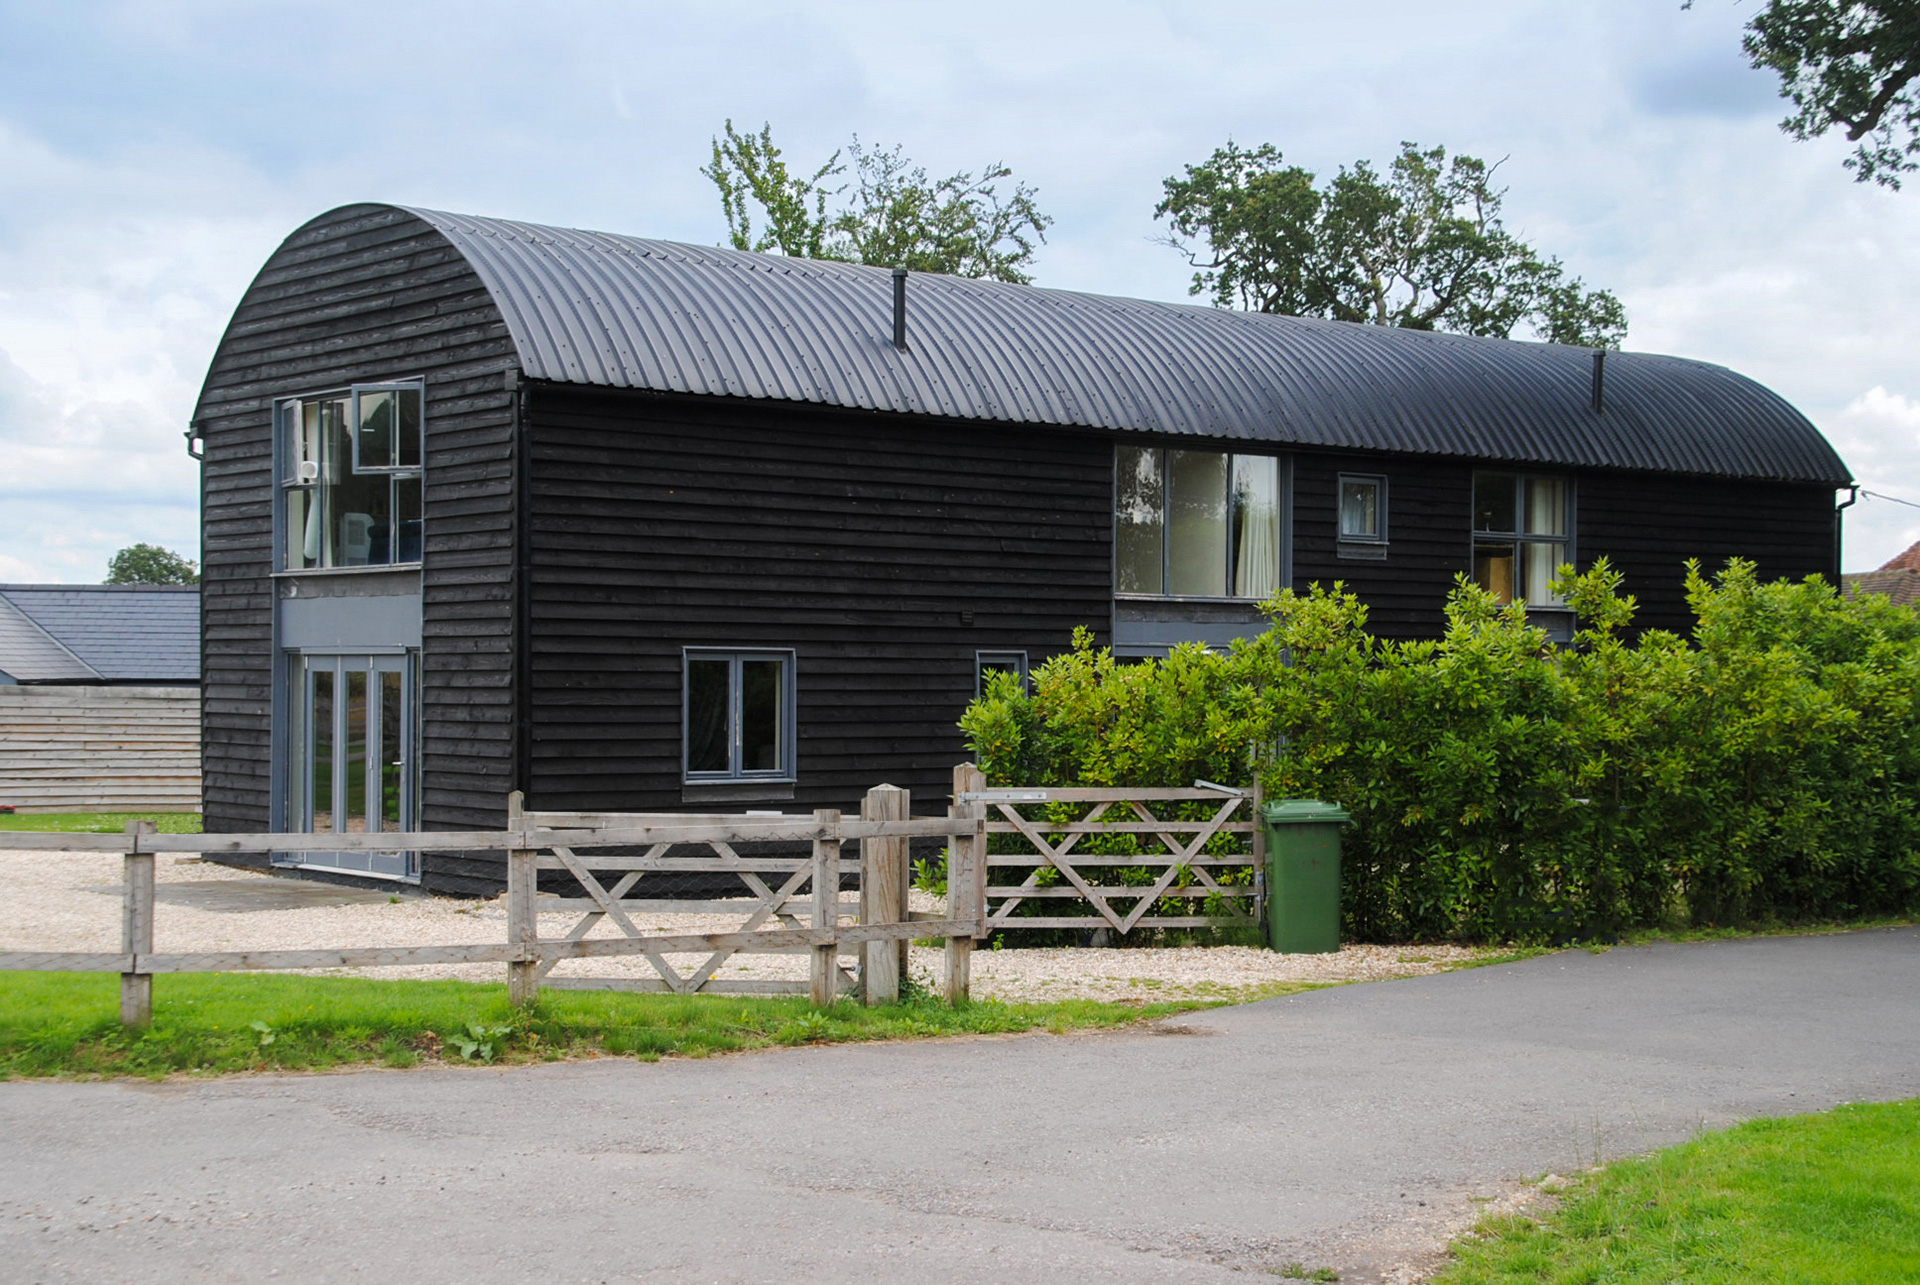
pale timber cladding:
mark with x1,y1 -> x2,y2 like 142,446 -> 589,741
197,206 -> 519,838
0,687 -> 201,812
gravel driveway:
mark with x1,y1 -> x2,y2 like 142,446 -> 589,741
0,848 -> 1488,1000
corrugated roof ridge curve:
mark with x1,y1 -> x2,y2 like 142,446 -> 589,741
397,206 -> 1851,485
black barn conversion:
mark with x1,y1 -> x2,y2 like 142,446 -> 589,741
191,204 -> 1852,891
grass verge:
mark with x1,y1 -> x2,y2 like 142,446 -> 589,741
0,971 -> 1223,1079
1435,1098 -> 1920,1284
0,812 -> 202,834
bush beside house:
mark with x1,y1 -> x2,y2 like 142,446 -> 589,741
962,561 -> 1920,943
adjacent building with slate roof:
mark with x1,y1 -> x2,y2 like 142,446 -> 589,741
189,203 -> 1854,890
0,585 -> 200,686
0,586 -> 201,813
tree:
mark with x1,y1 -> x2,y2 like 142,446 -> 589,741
702,121 -> 1052,283
1733,1 -> 1920,188
105,543 -> 198,585
1154,141 -> 1628,348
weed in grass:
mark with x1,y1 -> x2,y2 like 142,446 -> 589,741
1269,1264 -> 1339,1281
444,1021 -> 513,1064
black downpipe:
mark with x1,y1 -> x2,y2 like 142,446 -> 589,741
512,372 -> 534,813
1834,484 -> 1859,583
892,268 -> 909,350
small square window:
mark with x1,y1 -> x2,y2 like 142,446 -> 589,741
684,649 -> 796,782
975,650 -> 1029,698
1338,475 -> 1387,543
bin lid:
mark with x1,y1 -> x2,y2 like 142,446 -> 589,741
1262,799 -> 1351,825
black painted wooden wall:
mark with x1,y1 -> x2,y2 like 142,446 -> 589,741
194,204 -> 518,846
521,387 -> 1114,817
1291,452 -> 1837,639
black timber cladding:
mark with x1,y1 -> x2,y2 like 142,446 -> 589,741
405,206 -> 1851,486
190,204 -> 520,839
524,387 -> 1111,813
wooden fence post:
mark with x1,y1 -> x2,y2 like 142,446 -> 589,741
120,819 -> 157,1027
946,763 -> 987,1005
505,790 -> 540,1007
810,809 -> 842,1007
1249,777 -> 1267,944
860,784 -> 910,1005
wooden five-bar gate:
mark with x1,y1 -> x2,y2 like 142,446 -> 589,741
0,785 -> 988,1026
0,767 -> 1266,1028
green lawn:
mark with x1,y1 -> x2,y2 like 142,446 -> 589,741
0,812 -> 202,834
0,971 -> 1234,1079
1436,1099 -> 1920,1284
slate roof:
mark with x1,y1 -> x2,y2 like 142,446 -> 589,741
0,586 -> 199,684
0,596 -> 99,682
365,205 -> 1850,486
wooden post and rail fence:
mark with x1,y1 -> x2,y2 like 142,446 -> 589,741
0,766 -> 1266,1028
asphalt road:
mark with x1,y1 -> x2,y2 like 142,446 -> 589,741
4,928 -> 1917,1284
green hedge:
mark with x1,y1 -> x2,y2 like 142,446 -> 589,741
961,560 -> 1920,943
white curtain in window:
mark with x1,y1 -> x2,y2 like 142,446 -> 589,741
1232,456 -> 1280,597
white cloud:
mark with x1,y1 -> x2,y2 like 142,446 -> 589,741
1826,387 -> 1920,571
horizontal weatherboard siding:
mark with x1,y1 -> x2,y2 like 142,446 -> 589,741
523,387 -> 1112,815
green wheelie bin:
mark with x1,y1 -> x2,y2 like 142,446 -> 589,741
1261,800 -> 1350,953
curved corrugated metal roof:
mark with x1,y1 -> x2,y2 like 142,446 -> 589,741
385,205 -> 1848,485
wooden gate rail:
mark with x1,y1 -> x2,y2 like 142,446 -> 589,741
0,788 -> 986,1025
960,780 -> 1264,936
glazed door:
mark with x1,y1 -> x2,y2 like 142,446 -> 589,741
288,652 -> 418,878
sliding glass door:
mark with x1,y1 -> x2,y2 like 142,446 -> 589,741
286,652 -> 418,879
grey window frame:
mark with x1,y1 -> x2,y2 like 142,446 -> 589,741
1470,470 -> 1576,609
975,649 -> 1030,698
348,381 -> 425,474
1112,446 -> 1290,601
1337,473 -> 1388,544
681,647 -> 797,784
274,381 -> 426,572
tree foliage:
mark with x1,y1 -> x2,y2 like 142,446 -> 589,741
703,121 -> 1052,282
962,561 -> 1920,943
1737,1 -> 1920,188
105,543 -> 198,585
1154,141 -> 1628,348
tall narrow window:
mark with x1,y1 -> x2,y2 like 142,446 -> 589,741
1472,473 -> 1570,607
1115,446 -> 1283,599
1115,446 -> 1165,595
684,649 -> 796,782
280,382 -> 425,570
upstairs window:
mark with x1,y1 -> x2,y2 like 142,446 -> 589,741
1472,472 -> 1569,607
280,383 -> 424,570
1338,474 -> 1388,546
684,649 -> 796,782
1116,446 -> 1282,598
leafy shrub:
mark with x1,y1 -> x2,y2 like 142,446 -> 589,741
960,559 -> 1920,943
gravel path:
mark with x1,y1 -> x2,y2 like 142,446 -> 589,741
0,849 -> 1491,1000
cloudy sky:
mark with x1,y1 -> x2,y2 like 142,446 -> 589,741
2,0 -> 1916,582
